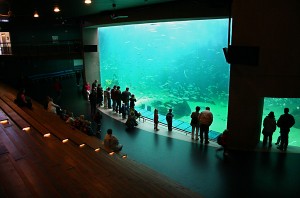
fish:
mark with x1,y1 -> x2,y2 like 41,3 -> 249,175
183,70 -> 188,78
159,82 -> 169,88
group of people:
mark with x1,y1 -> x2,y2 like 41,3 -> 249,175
84,81 -> 138,116
83,80 -> 104,115
45,94 -> 102,137
262,108 -> 295,151
84,81 -> 142,129
82,80 -> 298,154
190,106 -> 214,144
15,83 -> 297,155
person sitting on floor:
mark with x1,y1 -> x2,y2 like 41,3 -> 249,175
66,112 -> 75,125
104,129 -> 123,152
15,88 -> 32,109
47,97 -> 60,114
78,115 -> 87,131
60,109 -> 69,121
216,129 -> 230,156
43,96 -> 51,110
125,111 -> 138,129
134,109 -> 142,121
82,121 -> 94,136
72,116 -> 81,129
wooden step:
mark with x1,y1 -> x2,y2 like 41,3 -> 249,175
0,82 -> 202,198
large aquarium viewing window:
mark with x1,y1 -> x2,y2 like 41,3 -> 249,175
262,97 -> 300,147
98,19 -> 230,135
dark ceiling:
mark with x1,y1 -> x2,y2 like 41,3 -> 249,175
0,0 -> 177,20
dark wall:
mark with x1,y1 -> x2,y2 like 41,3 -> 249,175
7,18 -> 82,44
83,0 -> 229,27
227,0 -> 300,149
0,17 -> 83,87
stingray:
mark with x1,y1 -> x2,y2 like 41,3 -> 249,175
173,100 -> 191,118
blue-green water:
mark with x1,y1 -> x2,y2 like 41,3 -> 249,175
98,19 -> 230,133
262,98 -> 300,147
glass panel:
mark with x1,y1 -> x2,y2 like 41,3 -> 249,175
99,19 -> 230,136
262,98 -> 300,147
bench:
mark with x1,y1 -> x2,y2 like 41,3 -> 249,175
1,92 -> 126,157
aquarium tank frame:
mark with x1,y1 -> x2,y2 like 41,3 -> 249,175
98,18 -> 231,141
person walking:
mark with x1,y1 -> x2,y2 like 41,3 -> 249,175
276,108 -> 295,151
262,111 -> 277,148
190,106 -> 200,140
199,107 -> 213,144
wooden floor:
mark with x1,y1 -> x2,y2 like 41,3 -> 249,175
2,79 -> 300,198
0,83 -> 201,198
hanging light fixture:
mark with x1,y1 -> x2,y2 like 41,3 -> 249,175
84,0 -> 92,4
33,10 -> 39,18
54,4 -> 60,13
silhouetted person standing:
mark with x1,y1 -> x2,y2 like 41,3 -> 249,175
89,89 -> 97,116
262,111 -> 277,148
115,86 -> 122,114
154,109 -> 159,131
166,109 -> 174,132
190,106 -> 200,140
92,80 -> 98,90
121,87 -> 131,115
199,107 -> 213,144
277,108 -> 295,151
111,85 -> 117,112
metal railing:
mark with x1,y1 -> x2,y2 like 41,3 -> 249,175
0,40 -> 82,57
